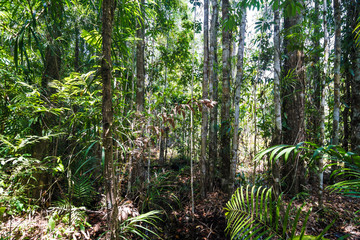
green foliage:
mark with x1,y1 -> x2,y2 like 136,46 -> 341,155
118,210 -> 163,240
140,170 -> 180,214
224,185 -> 332,240
255,142 -> 360,198
49,199 -> 89,227
0,134 -> 62,216
328,156 -> 360,198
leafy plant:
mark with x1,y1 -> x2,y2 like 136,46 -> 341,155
224,185 -> 332,240
327,156 -> 360,198
49,199 -> 89,229
140,170 -> 180,214
118,210 -> 163,240
255,142 -> 360,198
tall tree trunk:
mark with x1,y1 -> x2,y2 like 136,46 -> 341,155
282,4 -> 305,195
342,1 -> 353,151
200,0 -> 209,198
321,0 -> 329,149
351,1 -> 360,154
208,0 -> 219,191
231,8 -> 246,191
272,0 -> 281,196
333,0 -> 341,146
220,0 -> 232,193
318,0 -> 329,208
136,0 -> 145,112
308,0 -> 321,143
101,0 -> 117,238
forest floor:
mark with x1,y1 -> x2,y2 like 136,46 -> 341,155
1,163 -> 360,239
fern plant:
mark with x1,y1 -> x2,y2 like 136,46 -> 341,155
224,185 -> 332,240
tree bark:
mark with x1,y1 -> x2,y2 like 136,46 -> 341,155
231,8 -> 246,191
343,2 -> 353,151
282,4 -> 305,195
333,0 -> 341,146
318,0 -> 330,208
200,0 -> 209,198
272,0 -> 281,196
220,0 -> 232,193
308,0 -> 321,143
208,0 -> 219,191
101,0 -> 117,238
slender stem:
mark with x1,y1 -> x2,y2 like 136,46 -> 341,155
190,2 -> 197,220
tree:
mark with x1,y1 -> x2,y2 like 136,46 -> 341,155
231,6 -> 246,190
208,0 -> 219,191
200,0 -> 209,197
272,0 -> 281,196
220,0 -> 232,192
318,0 -> 330,207
101,0 -> 118,238
281,1 -> 305,194
333,0 -> 341,146
307,0 -> 321,144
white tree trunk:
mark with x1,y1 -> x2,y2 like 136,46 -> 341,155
273,0 -> 281,196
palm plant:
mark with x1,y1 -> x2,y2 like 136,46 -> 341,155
224,185 -> 332,240
327,151 -> 360,198
254,142 -> 360,198
118,210 -> 162,240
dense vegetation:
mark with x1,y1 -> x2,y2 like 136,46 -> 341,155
0,0 -> 359,239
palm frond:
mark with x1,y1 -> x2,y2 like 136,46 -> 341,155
224,185 -> 327,240
119,210 -> 163,240
50,199 -> 87,225
72,174 -> 95,205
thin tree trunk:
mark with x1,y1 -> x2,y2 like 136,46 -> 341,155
343,3 -> 352,151
200,0 -> 209,198
333,0 -> 341,146
136,0 -> 145,112
231,8 -> 246,191
252,79 -> 257,184
208,0 -> 219,191
190,3 -> 197,220
273,0 -> 281,196
318,0 -> 329,208
220,0 -> 232,193
159,14 -> 170,166
101,0 -> 117,238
